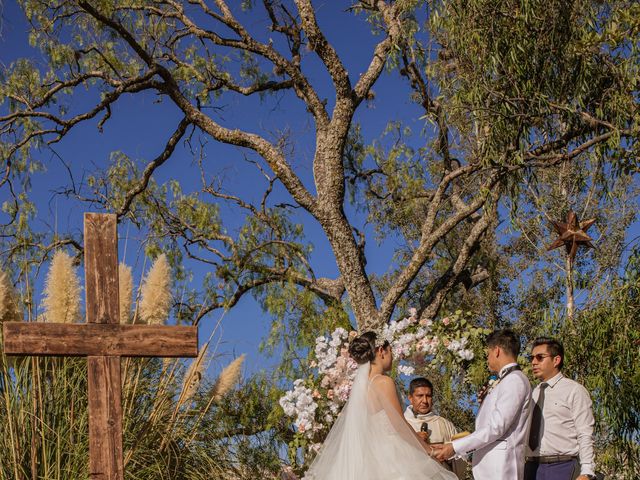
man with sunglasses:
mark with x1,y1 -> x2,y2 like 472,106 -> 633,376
525,337 -> 596,480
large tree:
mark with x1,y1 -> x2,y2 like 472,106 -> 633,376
1,2 -> 639,478
0,0 -> 637,336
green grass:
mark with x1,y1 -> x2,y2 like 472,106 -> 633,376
0,352 -> 282,480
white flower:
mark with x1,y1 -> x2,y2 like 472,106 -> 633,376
282,312 -> 480,441
333,327 -> 348,339
310,442 -> 322,453
279,380 -> 320,437
398,364 -> 415,376
415,327 -> 428,340
458,349 -> 474,360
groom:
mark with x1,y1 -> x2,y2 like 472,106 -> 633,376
433,329 -> 531,480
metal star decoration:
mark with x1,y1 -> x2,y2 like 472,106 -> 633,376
547,210 -> 596,262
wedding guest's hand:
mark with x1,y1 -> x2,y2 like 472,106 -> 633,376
417,431 -> 430,443
432,443 -> 455,462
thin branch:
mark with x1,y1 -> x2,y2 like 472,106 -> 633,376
116,117 -> 191,218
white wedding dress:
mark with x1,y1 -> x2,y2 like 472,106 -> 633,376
304,363 -> 458,480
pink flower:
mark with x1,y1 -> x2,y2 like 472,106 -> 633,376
327,389 -> 334,399
442,317 -> 451,325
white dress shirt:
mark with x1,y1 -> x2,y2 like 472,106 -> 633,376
526,372 -> 595,476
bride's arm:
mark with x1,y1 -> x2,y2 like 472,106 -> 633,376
372,376 -> 435,456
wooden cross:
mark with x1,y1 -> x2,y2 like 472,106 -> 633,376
1,213 -> 198,480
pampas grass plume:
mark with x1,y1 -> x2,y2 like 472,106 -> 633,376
180,350 -> 208,406
42,251 -> 81,323
139,254 -> 172,325
118,263 -> 133,324
212,354 -> 245,402
0,270 -> 21,323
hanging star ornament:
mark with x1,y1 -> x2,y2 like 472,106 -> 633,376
547,210 -> 596,262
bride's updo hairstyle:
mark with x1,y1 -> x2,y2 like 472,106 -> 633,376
349,331 -> 389,364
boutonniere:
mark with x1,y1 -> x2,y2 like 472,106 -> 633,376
477,365 -> 521,404
477,374 -> 499,404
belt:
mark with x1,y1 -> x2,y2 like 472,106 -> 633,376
526,455 -> 578,464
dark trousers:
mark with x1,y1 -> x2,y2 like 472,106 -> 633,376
524,459 -> 580,480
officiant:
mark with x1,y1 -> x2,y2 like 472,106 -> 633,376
404,377 -> 466,479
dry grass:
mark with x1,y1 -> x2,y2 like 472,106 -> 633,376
212,354 -> 245,402
178,346 -> 210,409
119,262 -> 133,324
139,254 -> 172,325
1,255 -> 283,480
0,269 -> 21,323
41,251 -> 81,323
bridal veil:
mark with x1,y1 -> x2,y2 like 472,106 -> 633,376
303,363 -> 458,480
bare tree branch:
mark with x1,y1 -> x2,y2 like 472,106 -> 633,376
116,117 -> 191,218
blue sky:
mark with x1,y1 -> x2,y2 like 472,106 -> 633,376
0,1 -> 433,376
1,1 -> 638,379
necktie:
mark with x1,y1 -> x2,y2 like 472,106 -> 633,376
528,382 -> 548,451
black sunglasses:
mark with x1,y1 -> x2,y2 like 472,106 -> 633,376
527,353 -> 553,362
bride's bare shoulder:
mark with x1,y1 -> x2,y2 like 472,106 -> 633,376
370,374 -> 395,389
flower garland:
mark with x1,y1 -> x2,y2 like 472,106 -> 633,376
279,309 -> 487,459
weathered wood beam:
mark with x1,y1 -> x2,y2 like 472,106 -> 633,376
85,212 -> 124,480
1,213 -> 200,480
2,323 -> 198,357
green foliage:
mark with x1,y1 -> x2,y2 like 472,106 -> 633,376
430,0 -> 638,157
0,1 -> 638,476
556,254 -> 640,479
0,351 -> 285,479
0,357 -> 89,479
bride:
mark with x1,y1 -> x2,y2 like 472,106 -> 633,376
304,331 -> 458,480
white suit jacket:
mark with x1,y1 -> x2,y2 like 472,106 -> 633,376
452,364 -> 531,480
